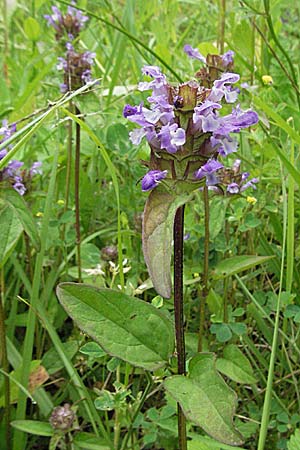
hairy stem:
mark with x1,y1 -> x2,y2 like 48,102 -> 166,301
198,186 -> 209,352
74,105 -> 82,283
173,205 -> 187,450
0,268 -> 11,450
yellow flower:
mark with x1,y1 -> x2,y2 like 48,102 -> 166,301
36,211 -> 44,217
57,199 -> 65,205
246,196 -> 257,205
262,75 -> 273,85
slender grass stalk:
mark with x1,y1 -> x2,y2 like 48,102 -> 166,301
2,0 -> 9,83
173,205 -> 187,450
218,0 -> 226,54
74,105 -> 82,282
257,162 -> 287,450
0,267 -> 11,450
286,138 -> 294,292
114,366 -> 121,450
198,186 -> 209,352
120,372 -> 153,450
13,115 -> 61,450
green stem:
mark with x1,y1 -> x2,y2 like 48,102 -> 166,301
173,206 -> 187,450
0,268 -> 11,450
2,0 -> 9,83
218,0 -> 226,53
74,105 -> 82,283
198,186 -> 209,352
120,372 -> 153,450
257,162 -> 287,450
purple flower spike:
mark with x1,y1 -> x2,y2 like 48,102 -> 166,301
183,44 -> 206,63
141,170 -> 168,191
194,159 -> 223,185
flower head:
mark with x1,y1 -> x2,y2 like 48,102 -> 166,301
45,5 -> 88,41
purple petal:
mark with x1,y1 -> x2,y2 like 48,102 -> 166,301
141,170 -> 168,191
183,44 -> 206,63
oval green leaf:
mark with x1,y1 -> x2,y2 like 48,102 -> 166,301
164,354 -> 244,446
56,283 -> 174,371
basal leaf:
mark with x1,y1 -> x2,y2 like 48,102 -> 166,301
56,283 -> 174,371
212,255 -> 274,280
164,353 -> 244,446
142,189 -> 189,298
216,344 -> 257,384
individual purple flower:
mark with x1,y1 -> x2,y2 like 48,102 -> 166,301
13,180 -> 26,196
227,183 -> 240,194
193,100 -> 222,133
123,104 -> 138,118
183,44 -> 206,63
30,161 -> 43,176
139,65 -> 168,95
240,177 -> 259,192
208,72 -> 240,103
141,170 -> 168,191
158,123 -> 186,153
194,159 -> 223,185
210,135 -> 239,156
221,50 -> 234,67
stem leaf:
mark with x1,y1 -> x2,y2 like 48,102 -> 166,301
142,189 -> 189,298
56,283 -> 174,371
164,353 -> 244,446
216,344 -> 257,384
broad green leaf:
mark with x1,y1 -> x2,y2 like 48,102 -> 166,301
0,188 -> 40,250
11,420 -> 53,437
142,189 -> 188,298
73,432 -> 110,449
56,283 -> 174,371
288,429 -> 300,450
189,432 -> 248,450
0,202 -> 23,267
164,354 -> 244,446
212,255 -> 274,279
216,345 -> 257,384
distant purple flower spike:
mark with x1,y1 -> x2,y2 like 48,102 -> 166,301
183,44 -> 206,63
141,170 -> 168,191
194,159 -> 223,185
